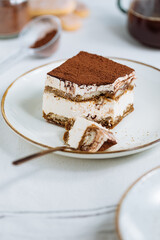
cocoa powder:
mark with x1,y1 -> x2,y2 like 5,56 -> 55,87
48,51 -> 134,86
30,29 -> 57,49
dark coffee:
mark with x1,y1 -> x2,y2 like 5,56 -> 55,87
128,0 -> 160,48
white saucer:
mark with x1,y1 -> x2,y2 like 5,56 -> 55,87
116,166 -> 160,240
1,58 -> 160,159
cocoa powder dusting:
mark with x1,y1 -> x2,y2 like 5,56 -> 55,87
30,29 -> 57,49
48,51 -> 134,86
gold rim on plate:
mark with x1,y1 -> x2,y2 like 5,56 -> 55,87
116,165 -> 160,240
1,57 -> 160,155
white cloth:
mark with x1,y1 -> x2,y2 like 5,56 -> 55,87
0,0 -> 159,239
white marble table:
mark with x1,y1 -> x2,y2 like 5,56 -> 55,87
0,0 -> 159,239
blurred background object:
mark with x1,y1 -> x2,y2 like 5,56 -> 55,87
0,0 -> 30,38
0,15 -> 61,73
60,13 -> 82,31
29,0 -> 89,31
0,0 -> 89,39
29,0 -> 76,17
118,0 -> 160,48
74,1 -> 90,18
0,0 -> 90,68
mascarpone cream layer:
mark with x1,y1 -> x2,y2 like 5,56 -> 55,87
43,90 -> 134,121
46,72 -> 136,99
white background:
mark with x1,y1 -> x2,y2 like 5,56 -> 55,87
0,0 -> 160,239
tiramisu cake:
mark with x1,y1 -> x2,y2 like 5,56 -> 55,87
63,117 -> 117,152
43,51 -> 136,128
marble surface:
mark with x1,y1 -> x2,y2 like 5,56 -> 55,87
0,0 -> 159,239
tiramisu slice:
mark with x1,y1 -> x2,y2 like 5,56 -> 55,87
43,51 -> 136,128
63,117 -> 117,152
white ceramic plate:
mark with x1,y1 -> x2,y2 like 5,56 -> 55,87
116,166 -> 160,240
1,58 -> 160,159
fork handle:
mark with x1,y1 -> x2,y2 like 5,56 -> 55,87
12,146 -> 70,166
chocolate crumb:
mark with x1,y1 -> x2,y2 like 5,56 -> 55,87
91,115 -> 97,120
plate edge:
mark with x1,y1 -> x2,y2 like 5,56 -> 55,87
115,166 -> 160,240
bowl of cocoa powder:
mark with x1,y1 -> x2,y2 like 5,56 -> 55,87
20,15 -> 61,57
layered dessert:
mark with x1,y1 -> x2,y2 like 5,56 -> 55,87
63,117 -> 117,152
43,51 -> 136,128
